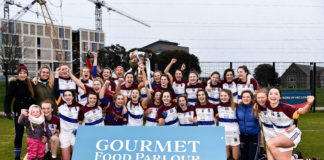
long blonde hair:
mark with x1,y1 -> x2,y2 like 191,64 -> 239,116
220,89 -> 236,111
39,65 -> 54,88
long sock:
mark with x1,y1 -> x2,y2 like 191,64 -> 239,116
14,148 -> 21,157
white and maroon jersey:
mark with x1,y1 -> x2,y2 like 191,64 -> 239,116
78,79 -> 93,106
258,106 -> 276,141
139,85 -> 147,101
58,77 -> 76,100
177,107 -> 196,126
185,83 -> 205,107
172,79 -> 188,98
195,103 -> 217,126
222,81 -> 238,103
235,78 -> 260,100
58,102 -> 81,133
156,102 -> 179,126
145,103 -> 160,126
217,103 -> 239,135
120,83 -> 138,99
266,101 -> 298,134
113,77 -> 125,87
125,101 -> 145,126
206,82 -> 222,105
78,105 -> 104,126
46,115 -> 60,135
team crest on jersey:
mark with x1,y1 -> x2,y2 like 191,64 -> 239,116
234,138 -> 237,142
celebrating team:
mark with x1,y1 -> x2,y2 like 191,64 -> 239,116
4,52 -> 314,160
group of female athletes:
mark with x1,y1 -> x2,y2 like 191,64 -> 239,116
5,52 -> 314,160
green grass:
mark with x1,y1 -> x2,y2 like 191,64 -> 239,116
0,113 -> 323,160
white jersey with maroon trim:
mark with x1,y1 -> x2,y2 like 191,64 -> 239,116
126,101 -> 144,126
58,77 -> 76,101
222,81 -> 238,103
236,78 -> 259,100
259,107 -> 277,141
81,107 -> 104,126
58,103 -> 81,133
46,115 -> 60,135
120,84 -> 138,99
266,102 -> 297,134
217,103 -> 239,135
78,80 -> 93,106
156,103 -> 179,126
177,107 -> 196,126
195,103 -> 217,126
145,103 -> 160,126
185,83 -> 205,107
172,80 -> 187,97
206,83 -> 222,105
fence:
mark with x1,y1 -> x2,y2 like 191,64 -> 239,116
0,62 -> 323,111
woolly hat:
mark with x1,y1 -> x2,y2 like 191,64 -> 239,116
17,64 -> 28,75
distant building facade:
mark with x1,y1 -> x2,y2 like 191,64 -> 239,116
280,63 -> 324,88
141,40 -> 189,54
0,19 -> 105,76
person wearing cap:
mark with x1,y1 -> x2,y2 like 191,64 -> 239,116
4,64 -> 35,160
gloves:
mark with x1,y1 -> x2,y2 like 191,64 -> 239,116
162,111 -> 168,119
5,112 -> 13,120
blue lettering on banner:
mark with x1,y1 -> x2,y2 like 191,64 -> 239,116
72,126 -> 226,160
281,90 -> 311,105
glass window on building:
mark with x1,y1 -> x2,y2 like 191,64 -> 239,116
65,51 -> 71,61
95,32 -> 99,42
82,42 -> 88,51
53,39 -> 59,49
62,40 -> 68,50
2,34 -> 8,45
59,28 -> 64,38
12,35 -> 19,46
287,75 -> 297,88
9,21 -> 15,33
53,62 -> 59,70
81,52 -> 87,62
57,51 -> 62,60
17,48 -> 22,58
99,44 -> 104,49
92,43 -> 97,51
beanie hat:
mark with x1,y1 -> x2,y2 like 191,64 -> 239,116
17,64 -> 28,75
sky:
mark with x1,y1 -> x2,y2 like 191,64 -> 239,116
3,0 -> 324,62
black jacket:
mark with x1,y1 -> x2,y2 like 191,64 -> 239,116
4,79 -> 34,113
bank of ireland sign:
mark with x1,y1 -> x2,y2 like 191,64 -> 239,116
73,126 -> 226,160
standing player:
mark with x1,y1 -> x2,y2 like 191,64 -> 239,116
195,89 -> 218,126
217,89 -> 240,160
151,71 -> 162,88
236,66 -> 259,101
153,74 -> 176,101
206,72 -> 223,105
77,67 -> 94,106
177,95 -> 197,126
55,65 -> 76,102
164,58 -> 187,98
222,69 -> 239,103
266,88 -> 314,160
144,90 -> 162,126
113,66 -> 125,87
186,71 -> 205,107
156,91 -> 179,126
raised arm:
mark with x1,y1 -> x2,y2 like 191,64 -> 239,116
164,58 -> 177,82
297,96 -> 315,115
92,52 -> 98,78
99,80 -> 110,99
68,69 -> 85,89
116,78 -> 124,93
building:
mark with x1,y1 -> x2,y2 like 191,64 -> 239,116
72,28 -> 105,74
280,63 -> 324,88
141,40 -> 189,54
0,19 -> 104,76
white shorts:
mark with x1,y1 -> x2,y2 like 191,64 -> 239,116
59,132 -> 76,148
279,128 -> 302,152
263,127 -> 277,142
225,133 -> 240,146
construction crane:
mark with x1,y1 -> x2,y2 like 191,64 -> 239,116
3,0 -> 50,20
88,0 -> 151,31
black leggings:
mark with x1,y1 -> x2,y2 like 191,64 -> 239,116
240,133 -> 260,160
14,112 -> 25,150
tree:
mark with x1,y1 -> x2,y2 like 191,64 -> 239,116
97,44 -> 129,70
254,64 -> 279,87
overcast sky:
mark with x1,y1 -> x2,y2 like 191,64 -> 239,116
4,0 -> 324,62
